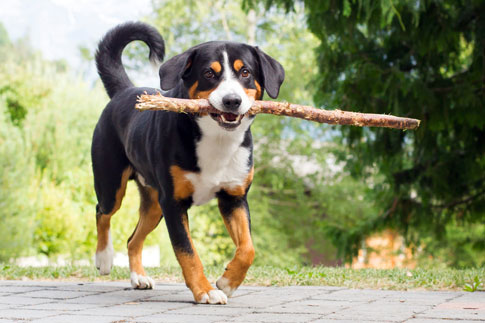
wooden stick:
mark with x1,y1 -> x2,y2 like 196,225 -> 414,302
136,93 -> 421,130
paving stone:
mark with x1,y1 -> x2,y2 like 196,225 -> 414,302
451,292 -> 485,302
143,290 -> 197,304
228,289 -> 261,298
405,319 -> 479,323
32,313 -> 129,322
0,309 -> 65,320
235,286 -> 267,291
369,299 -> 435,309
21,301 -> 104,311
75,301 -> 187,317
0,282 -> 61,289
153,283 -> 189,290
62,293 -> 141,305
224,288 -> 327,308
228,312 -> 320,322
254,299 -> 354,315
382,291 -> 464,307
91,287 -> 171,300
415,307 -> 485,321
165,303 -> 253,316
134,313 -> 234,322
324,304 -> 428,322
1,281 -> 480,322
315,289 -> 396,302
19,289 -> 99,299
0,303 -> 17,310
0,285 -> 42,293
52,283 -> 128,292
0,295 -> 52,306
62,289 -> 157,305
313,320 -> 389,323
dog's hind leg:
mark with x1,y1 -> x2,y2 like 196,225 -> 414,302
127,181 -> 162,289
94,166 -> 132,275
92,127 -> 133,275
215,192 -> 255,297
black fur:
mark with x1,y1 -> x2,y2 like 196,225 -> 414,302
95,22 -> 165,98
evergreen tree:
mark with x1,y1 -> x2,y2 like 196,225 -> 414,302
244,0 -> 485,266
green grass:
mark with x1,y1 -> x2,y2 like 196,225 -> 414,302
0,264 -> 483,291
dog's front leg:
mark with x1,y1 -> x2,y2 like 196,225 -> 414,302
216,193 -> 255,297
163,201 -> 227,304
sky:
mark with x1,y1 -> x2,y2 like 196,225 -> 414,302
0,0 -> 157,85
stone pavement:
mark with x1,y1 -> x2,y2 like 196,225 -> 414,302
0,281 -> 483,322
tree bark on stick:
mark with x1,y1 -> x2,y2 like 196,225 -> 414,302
136,93 -> 421,130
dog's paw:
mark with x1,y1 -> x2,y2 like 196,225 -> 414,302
197,289 -> 228,305
95,245 -> 114,275
130,272 -> 155,289
216,277 -> 236,297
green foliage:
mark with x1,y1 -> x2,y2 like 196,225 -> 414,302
463,275 -> 483,292
0,41 -> 51,126
0,29 -> 106,261
0,23 -> 8,46
250,0 -> 485,267
0,98 -> 35,261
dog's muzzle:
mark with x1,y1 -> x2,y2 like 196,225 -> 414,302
210,93 -> 245,130
210,112 -> 244,130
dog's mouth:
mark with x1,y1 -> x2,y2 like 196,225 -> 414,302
210,112 -> 244,130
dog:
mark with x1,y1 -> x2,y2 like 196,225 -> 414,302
92,22 -> 284,304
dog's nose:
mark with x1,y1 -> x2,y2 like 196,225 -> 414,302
222,94 -> 242,111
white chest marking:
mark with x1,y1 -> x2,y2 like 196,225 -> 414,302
187,115 -> 253,206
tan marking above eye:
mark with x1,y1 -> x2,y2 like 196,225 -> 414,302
210,61 -> 222,73
233,59 -> 244,72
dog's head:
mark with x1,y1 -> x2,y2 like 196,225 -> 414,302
159,41 -> 284,131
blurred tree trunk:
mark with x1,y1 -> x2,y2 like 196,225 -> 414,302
247,9 -> 256,45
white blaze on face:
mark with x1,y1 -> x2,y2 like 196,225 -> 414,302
208,51 -> 253,115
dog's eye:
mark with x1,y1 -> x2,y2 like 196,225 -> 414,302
241,68 -> 250,78
204,70 -> 215,79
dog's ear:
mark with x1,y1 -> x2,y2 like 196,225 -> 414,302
159,50 -> 195,90
254,47 -> 285,99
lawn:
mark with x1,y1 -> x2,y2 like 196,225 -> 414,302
0,264 -> 483,292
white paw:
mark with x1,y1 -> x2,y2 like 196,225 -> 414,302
198,289 -> 228,305
95,233 -> 114,275
216,277 -> 236,297
130,272 -> 155,289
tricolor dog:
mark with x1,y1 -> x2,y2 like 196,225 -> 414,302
92,22 -> 284,304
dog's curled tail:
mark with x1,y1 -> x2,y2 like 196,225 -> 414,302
95,22 -> 165,98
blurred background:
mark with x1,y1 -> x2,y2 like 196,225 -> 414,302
0,0 -> 483,270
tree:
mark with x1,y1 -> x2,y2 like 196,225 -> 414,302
245,0 -> 485,266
